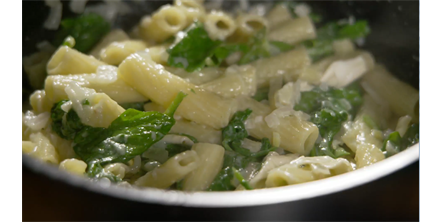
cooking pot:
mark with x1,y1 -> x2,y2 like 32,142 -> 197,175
22,0 -> 419,220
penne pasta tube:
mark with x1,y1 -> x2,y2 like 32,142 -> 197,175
174,0 -> 206,25
268,17 -> 316,44
29,90 -> 52,114
229,13 -> 269,42
204,10 -> 237,41
118,53 -> 237,129
238,97 -> 318,155
362,65 -> 419,122
45,65 -> 148,104
237,152 -> 300,190
251,47 -> 311,88
139,5 -> 188,43
64,82 -> 125,128
265,3 -> 292,29
170,119 -> 222,144
265,156 -> 353,187
89,29 -> 130,58
354,144 -> 385,169
143,102 -> 222,144
182,143 -> 225,191
200,64 -> 257,98
134,150 -> 200,188
146,44 -> 171,65
165,66 -> 225,85
47,46 -> 107,75
100,40 -> 147,65
59,158 -> 87,176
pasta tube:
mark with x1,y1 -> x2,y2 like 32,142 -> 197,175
134,150 -> 200,188
268,17 -> 316,44
265,156 -> 353,187
200,65 -> 257,98
100,40 -> 147,65
165,66 -> 225,85
89,29 -> 130,58
139,5 -> 188,43
204,11 -> 237,41
182,143 -> 225,191
354,144 -> 385,169
174,0 -> 206,25
239,97 -> 318,155
64,81 -> 125,128
265,3 -> 292,29
362,65 -> 419,122
47,46 -> 106,75
230,13 -> 269,42
45,65 -> 148,104
29,90 -> 52,114
118,53 -> 237,129
251,47 -> 311,88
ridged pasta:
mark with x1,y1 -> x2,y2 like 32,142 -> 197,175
165,66 -> 225,85
265,156 -> 353,187
204,10 -> 237,41
200,64 -> 257,98
45,65 -> 148,104
229,13 -> 269,42
29,90 -> 52,114
268,17 -> 316,44
182,143 -> 225,191
47,46 -> 107,75
134,150 -> 200,188
354,144 -> 385,168
100,40 -> 147,65
362,65 -> 419,122
139,5 -> 188,43
118,53 -> 237,129
174,0 -> 206,26
251,47 -> 311,88
89,29 -> 130,58
265,4 -> 292,29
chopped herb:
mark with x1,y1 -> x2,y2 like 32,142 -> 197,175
382,124 -> 419,157
167,22 -> 222,72
232,167 -> 252,190
295,83 -> 363,158
300,19 -> 371,61
238,28 -> 271,65
53,13 -> 111,53
82,99 -> 90,106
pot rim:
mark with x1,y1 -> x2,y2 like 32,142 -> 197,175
23,143 -> 419,207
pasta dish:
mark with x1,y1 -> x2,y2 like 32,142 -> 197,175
22,0 -> 419,192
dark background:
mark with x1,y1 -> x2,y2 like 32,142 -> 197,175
23,0 -> 419,221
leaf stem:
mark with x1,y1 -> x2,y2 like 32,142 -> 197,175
164,92 -> 187,117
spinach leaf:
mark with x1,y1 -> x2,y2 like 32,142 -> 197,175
51,92 -> 187,180
53,13 -> 111,53
232,167 -> 252,190
269,41 -> 295,55
221,109 -> 253,151
209,110 -> 275,191
51,100 -> 85,140
208,167 -> 235,191
253,87 -> 270,102
295,84 -> 363,158
210,44 -> 249,66
238,28 -> 271,65
382,124 -> 419,157
165,144 -> 192,158
119,102 -> 146,111
301,19 -> 370,62
167,23 -> 222,72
